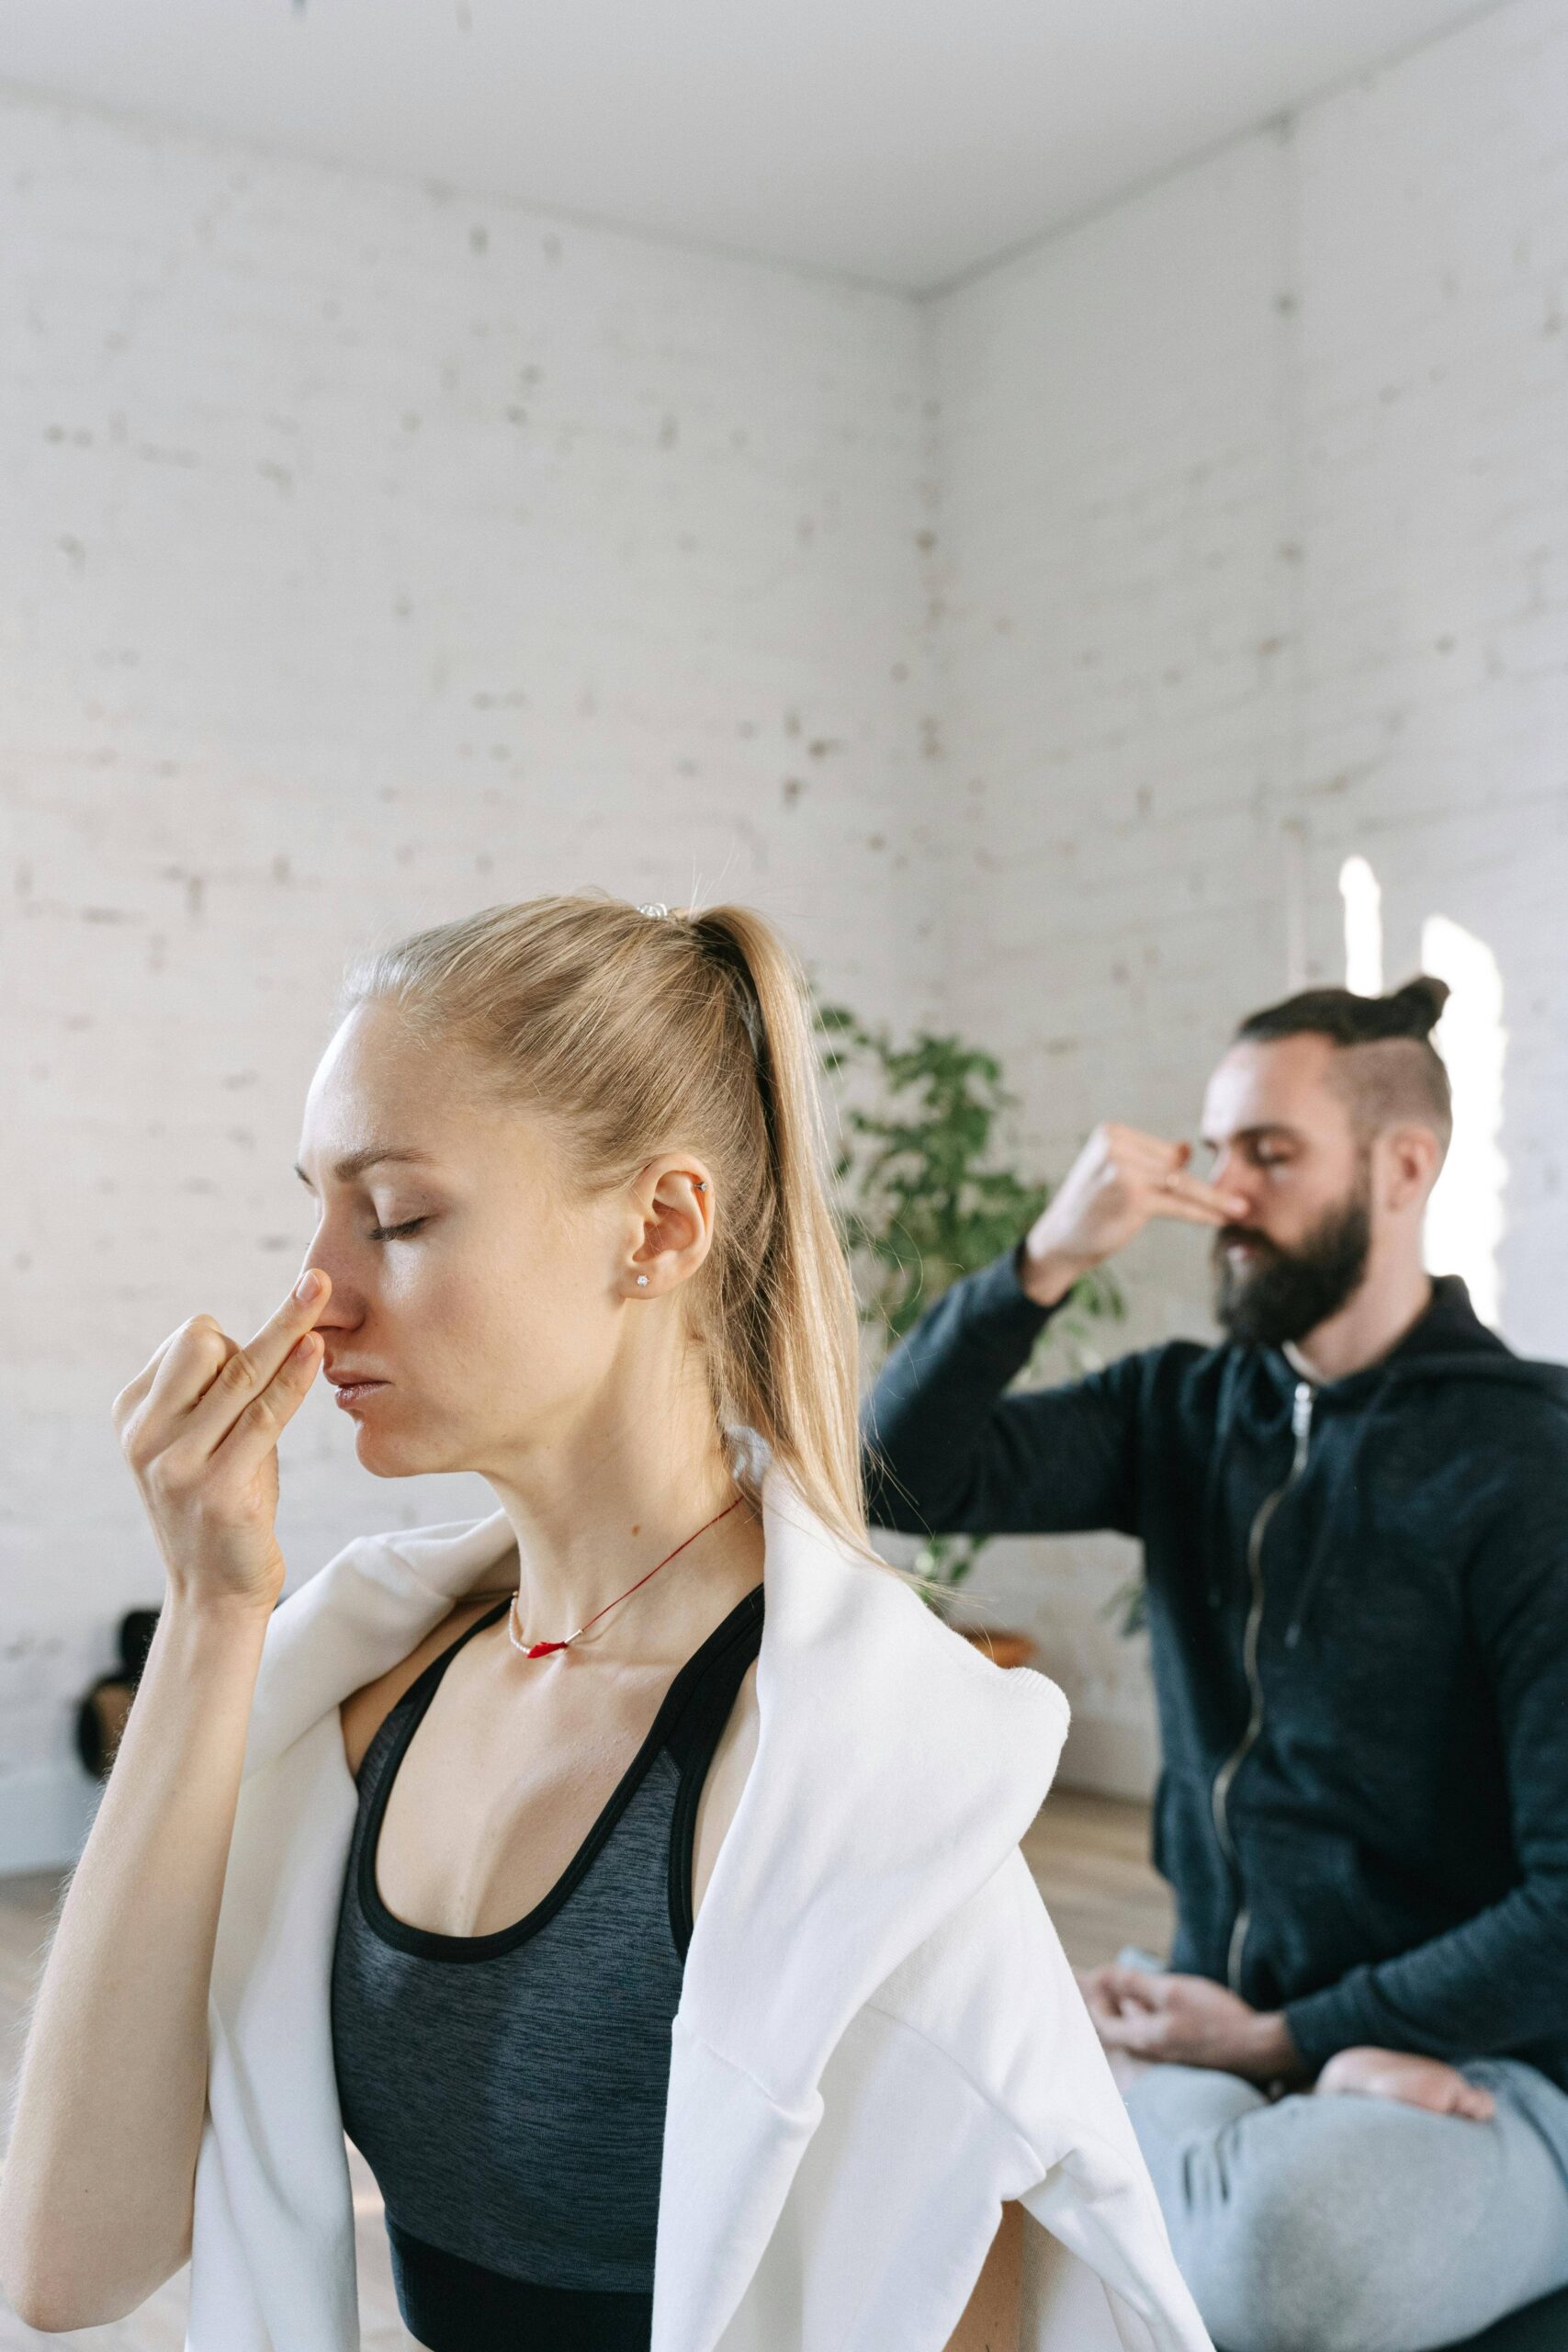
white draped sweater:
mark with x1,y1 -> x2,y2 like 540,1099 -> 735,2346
186,1462 -> 1213,2352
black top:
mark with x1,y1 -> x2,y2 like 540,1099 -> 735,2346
330,1579 -> 764,2352
863,1242 -> 1568,2086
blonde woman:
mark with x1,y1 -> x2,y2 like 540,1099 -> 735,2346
1,896 -> 1211,2352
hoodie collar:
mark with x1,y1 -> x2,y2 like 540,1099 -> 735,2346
1233,1270 -> 1541,1436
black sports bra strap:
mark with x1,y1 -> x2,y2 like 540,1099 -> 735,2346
663,1586 -> 763,1773
664,1586 -> 763,1956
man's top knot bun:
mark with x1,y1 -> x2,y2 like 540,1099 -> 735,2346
1385,974 -> 1450,1039
1235,973 -> 1452,1051
1233,972 -> 1453,1140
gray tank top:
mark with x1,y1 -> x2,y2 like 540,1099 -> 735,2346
329,1580 -> 764,2346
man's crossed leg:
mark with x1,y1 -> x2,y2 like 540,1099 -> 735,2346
1122,2056 -> 1568,2352
1084,1957 -> 1568,2352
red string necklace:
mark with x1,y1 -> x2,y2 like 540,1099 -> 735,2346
506,1492 -> 748,1658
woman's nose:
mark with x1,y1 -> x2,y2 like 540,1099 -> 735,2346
295,1248 -> 358,1325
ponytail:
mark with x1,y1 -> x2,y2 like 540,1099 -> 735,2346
683,904 -> 868,1558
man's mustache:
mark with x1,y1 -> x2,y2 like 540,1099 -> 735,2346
1214,1225 -> 1281,1260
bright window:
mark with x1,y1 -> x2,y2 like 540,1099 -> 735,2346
1339,854 -> 1383,996
1337,863 -> 1506,1329
1419,915 -> 1506,1329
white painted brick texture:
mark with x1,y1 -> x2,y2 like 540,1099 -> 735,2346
0,89 -> 942,1861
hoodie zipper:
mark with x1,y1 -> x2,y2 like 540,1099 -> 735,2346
1210,1376 -> 1314,1992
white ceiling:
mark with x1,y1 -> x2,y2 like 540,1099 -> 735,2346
0,0 -> 1497,291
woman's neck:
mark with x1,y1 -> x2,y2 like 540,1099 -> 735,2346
480,1386 -> 761,1664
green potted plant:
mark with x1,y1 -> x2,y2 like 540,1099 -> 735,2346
818,1003 -> 1125,1661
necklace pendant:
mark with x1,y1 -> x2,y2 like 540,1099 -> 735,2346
504,1491 -> 743,1664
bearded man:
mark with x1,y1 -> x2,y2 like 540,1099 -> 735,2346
863,978 -> 1568,2352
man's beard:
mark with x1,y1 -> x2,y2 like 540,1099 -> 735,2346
1213,1168 -> 1372,1346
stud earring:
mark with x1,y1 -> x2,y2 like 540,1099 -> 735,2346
694,1181 -> 707,1192
636,1274 -> 649,1287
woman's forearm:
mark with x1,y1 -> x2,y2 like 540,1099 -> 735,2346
0,1592 -> 271,2332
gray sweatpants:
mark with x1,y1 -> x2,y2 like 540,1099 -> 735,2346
1123,2057 -> 1568,2352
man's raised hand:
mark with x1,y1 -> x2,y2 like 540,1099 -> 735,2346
1018,1124 -> 1250,1308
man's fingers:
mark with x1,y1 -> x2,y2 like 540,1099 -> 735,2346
1149,1194 -> 1234,1230
1098,1127 -> 1247,1222
1096,2007 -> 1164,2056
1150,1166 -> 1243,1212
1452,2083 -> 1496,2122
1146,1171 -> 1249,1226
1099,1966 -> 1165,2010
1113,1136 -> 1195,1187
1100,1125 -> 1188,1164
183,1273 -> 333,1451
1080,1988 -> 1124,2031
1076,1965 -> 1156,2041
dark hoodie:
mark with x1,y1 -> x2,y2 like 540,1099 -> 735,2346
862,1245 -> 1568,2088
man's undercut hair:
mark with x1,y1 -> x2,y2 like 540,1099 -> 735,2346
1233,976 -> 1454,1155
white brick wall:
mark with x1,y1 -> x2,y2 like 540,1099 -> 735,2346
5,0 -> 1568,1852
0,87 -> 942,1864
931,0 -> 1568,1793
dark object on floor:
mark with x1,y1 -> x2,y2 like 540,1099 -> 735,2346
74,1606 -> 161,1778
1222,2295 -> 1568,2352
1454,2283 -> 1568,2349
1218,2287 -> 1568,2352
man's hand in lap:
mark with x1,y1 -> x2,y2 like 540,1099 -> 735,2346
1077,1967 -> 1498,2122
1076,1965 -> 1298,2082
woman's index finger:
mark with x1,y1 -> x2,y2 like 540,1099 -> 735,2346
238,1272 -> 331,1377
180,1276 -> 330,1448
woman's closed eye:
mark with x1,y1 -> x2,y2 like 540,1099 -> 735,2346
368,1217 -> 428,1242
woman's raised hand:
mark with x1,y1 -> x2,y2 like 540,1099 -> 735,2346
2,1267 -> 335,2329
112,1270 -> 333,1617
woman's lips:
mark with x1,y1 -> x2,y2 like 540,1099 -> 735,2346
333,1380 -> 389,1408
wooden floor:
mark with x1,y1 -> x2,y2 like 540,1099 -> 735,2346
1021,1788 -> 1171,1971
0,1789 -> 1166,2348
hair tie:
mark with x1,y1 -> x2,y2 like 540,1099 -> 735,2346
637,900 -> 671,920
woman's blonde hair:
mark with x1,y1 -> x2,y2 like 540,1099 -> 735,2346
338,892 -> 877,1565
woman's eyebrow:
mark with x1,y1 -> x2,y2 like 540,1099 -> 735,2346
293,1145 -> 436,1187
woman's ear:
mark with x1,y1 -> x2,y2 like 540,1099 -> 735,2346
625,1157 -> 716,1299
